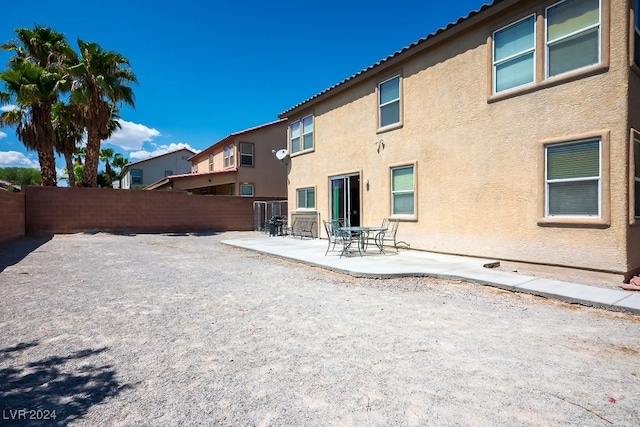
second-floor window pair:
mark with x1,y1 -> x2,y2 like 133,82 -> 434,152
493,0 -> 601,94
290,116 -> 314,155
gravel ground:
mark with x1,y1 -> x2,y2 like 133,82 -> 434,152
0,231 -> 639,426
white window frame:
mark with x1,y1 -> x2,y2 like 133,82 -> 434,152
223,144 -> 235,168
208,154 -> 213,172
635,139 -> 640,219
296,187 -> 315,209
290,115 -> 314,154
301,115 -> 313,151
240,183 -> 254,197
492,14 -> 536,94
240,142 -> 254,167
545,0 -> 601,79
131,169 -> 143,185
378,75 -> 401,129
390,165 -> 415,216
545,139 -> 601,218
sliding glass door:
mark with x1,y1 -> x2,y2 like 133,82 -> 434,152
330,174 -> 360,226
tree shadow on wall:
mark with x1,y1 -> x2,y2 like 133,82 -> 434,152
0,341 -> 132,426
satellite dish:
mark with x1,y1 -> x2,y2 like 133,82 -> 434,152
275,149 -> 289,160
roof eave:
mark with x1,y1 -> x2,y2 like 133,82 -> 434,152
189,119 -> 287,162
278,0 -> 507,119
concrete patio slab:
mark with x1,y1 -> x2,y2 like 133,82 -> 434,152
612,292 -> 640,313
512,278 -> 635,310
222,234 -> 640,315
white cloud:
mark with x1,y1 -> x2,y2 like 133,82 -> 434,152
0,151 -> 39,168
0,104 -> 18,112
0,131 -> 7,139
129,142 -> 200,161
56,166 -> 68,187
105,119 -> 161,151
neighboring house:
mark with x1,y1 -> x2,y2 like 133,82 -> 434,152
0,180 -> 20,192
279,0 -> 640,279
120,148 -> 195,189
145,119 -> 288,198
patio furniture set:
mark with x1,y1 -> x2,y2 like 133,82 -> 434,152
322,218 -> 400,258
268,216 -> 401,258
267,217 -> 316,239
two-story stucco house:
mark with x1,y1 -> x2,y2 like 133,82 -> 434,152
280,0 -> 640,279
146,119 -> 288,198
119,148 -> 195,189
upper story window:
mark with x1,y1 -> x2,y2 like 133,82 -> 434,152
296,187 -> 316,209
492,0 -> 602,95
240,142 -> 254,166
546,0 -> 600,78
378,75 -> 401,129
223,144 -> 235,168
545,139 -> 600,217
290,115 -> 313,154
493,15 -> 535,93
208,154 -> 213,172
391,165 -> 414,216
131,169 -> 143,185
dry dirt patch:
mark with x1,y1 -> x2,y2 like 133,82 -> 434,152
0,232 -> 638,426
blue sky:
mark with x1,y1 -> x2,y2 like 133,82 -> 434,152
0,0 -> 488,178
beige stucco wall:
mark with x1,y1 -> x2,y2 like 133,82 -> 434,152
627,65 -> 640,273
235,122 -> 289,198
189,121 -> 288,197
123,149 -> 193,188
285,0 -> 634,273
192,139 -> 230,174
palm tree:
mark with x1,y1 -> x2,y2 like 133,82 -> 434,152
1,25 -> 75,69
69,39 -> 136,187
99,147 -> 114,187
112,152 -> 129,188
72,146 -> 86,184
52,102 -> 83,187
0,61 -> 64,186
0,25 -> 74,186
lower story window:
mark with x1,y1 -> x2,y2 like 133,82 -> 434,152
545,139 -> 600,217
240,184 -> 254,197
297,187 -> 315,209
635,139 -> 640,218
391,165 -> 414,215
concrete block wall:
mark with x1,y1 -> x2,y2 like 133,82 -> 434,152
21,186 -> 265,235
0,191 -> 25,243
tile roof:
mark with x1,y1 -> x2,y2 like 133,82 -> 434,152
188,119 -> 287,162
143,169 -> 238,190
121,148 -> 196,171
279,1 -> 499,117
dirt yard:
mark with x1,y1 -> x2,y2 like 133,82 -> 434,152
1,232 -> 639,426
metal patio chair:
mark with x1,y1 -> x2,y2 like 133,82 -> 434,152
377,218 -> 400,253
